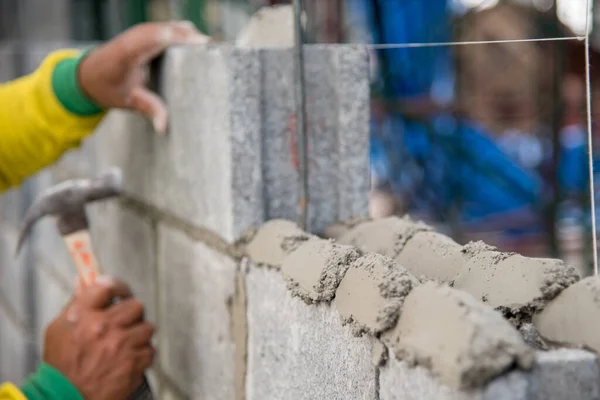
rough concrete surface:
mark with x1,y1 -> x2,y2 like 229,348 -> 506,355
337,216 -> 431,260
380,348 -> 600,400
246,265 -> 377,400
88,202 -> 157,323
379,351 -> 534,400
453,253 -> 579,323
243,219 -> 313,268
0,306 -> 31,384
534,276 -> 600,354
383,282 -> 534,389
528,349 -> 600,400
335,253 -> 418,335
396,231 -> 465,283
0,227 -> 30,321
281,238 -> 361,303
32,264 -> 70,356
158,225 -> 236,399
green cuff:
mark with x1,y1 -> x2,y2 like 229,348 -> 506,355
20,363 -> 84,400
51,49 -> 104,116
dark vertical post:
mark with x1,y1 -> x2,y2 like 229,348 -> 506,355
293,0 -> 309,230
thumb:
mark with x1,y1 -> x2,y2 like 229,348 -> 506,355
128,86 -> 169,135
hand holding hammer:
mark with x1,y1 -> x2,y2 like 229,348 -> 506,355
16,169 -> 154,400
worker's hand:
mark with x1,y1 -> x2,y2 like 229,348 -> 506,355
78,21 -> 211,134
43,276 -> 155,400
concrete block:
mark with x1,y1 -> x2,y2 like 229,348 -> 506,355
335,253 -> 418,335
243,219 -> 314,268
88,202 -> 157,323
380,348 -> 599,400
94,110 -> 156,201
382,282 -> 533,390
534,277 -> 600,354
154,45 -> 264,241
281,238 -> 360,303
246,265 -> 377,400
0,309 -> 31,384
32,263 -> 70,356
157,225 -> 236,399
0,227 -> 30,322
260,46 -> 370,233
333,45 -> 371,221
337,217 -> 431,259
528,349 -> 600,400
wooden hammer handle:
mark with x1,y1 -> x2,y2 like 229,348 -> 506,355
63,230 -> 103,287
62,230 -> 155,399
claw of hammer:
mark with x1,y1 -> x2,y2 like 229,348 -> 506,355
15,168 -> 123,256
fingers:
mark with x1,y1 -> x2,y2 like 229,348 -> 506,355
126,323 -> 155,348
133,347 -> 156,373
77,276 -> 133,309
127,87 -> 168,134
123,21 -> 211,66
107,298 -> 145,327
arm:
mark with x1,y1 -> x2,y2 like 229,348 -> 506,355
0,364 -> 83,400
0,49 -> 105,192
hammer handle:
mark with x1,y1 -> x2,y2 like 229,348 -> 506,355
63,230 -> 155,400
63,230 -> 103,288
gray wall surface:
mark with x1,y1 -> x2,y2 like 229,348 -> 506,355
0,43 -> 370,398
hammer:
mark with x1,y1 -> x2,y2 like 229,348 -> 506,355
16,168 -> 154,400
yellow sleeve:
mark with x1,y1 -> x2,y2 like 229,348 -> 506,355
0,49 -> 106,192
0,383 -> 27,400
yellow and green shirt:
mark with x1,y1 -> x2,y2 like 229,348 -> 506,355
0,49 -> 106,399
0,48 -> 105,191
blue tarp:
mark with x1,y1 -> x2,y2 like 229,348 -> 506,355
349,0 -> 589,228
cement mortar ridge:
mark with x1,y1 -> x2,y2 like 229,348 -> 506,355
281,238 -> 362,304
240,218 -> 547,389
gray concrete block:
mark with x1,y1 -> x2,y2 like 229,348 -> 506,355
0,186 -> 29,229
379,349 -> 600,400
0,309 -> 31,384
157,224 -> 236,399
246,265 -> 377,400
260,46 -> 370,233
334,46 -> 371,221
32,264 -> 70,357
0,227 -> 30,322
88,202 -> 157,323
528,349 -> 600,400
155,46 -> 264,241
94,110 -> 157,202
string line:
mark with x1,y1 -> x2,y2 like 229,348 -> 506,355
583,0 -> 598,275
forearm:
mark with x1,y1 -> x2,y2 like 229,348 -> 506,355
0,363 -> 82,400
0,49 -> 105,192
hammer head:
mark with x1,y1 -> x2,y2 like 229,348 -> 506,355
15,168 -> 123,255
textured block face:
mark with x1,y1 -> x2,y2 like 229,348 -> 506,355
153,46 -> 264,241
528,350 -> 600,400
245,265 -> 377,400
88,202 -> 157,323
33,265 -> 70,356
157,225 -> 236,399
0,227 -> 29,321
0,310 -> 30,384
260,46 -> 370,233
